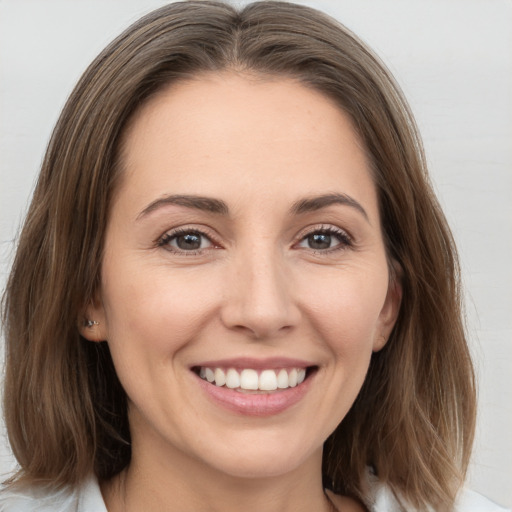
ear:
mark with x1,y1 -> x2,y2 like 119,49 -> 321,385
373,262 -> 402,352
79,296 -> 108,343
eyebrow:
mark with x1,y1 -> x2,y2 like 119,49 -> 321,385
291,193 -> 369,222
137,194 -> 229,219
137,192 -> 369,222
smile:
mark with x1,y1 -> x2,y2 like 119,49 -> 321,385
191,358 -> 317,416
196,367 -> 307,391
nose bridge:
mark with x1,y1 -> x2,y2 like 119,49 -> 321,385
221,238 -> 300,338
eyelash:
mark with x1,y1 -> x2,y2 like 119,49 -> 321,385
157,227 -> 218,255
156,225 -> 353,255
296,225 -> 353,253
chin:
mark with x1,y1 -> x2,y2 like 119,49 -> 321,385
211,452 -> 312,480
194,432 -> 322,480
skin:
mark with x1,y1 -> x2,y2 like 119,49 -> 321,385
83,71 -> 401,512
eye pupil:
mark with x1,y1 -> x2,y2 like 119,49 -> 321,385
177,233 -> 201,250
308,233 -> 331,249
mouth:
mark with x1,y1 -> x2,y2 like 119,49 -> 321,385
192,365 -> 318,393
190,358 -> 318,416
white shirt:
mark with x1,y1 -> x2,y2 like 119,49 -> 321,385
0,475 -> 509,512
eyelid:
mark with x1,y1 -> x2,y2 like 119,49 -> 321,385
156,224 -> 222,254
154,223 -> 354,255
293,224 -> 354,251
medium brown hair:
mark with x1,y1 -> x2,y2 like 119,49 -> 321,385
2,1 -> 475,510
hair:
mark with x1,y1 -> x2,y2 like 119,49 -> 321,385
2,1 -> 475,510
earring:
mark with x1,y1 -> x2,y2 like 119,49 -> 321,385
84,319 -> 99,328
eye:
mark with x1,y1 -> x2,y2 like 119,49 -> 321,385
158,229 -> 213,253
297,227 -> 352,251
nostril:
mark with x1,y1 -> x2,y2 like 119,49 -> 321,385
219,276 -> 301,339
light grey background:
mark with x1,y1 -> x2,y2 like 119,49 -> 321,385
1,0 -> 511,508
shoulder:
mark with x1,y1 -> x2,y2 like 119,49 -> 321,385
326,490 -> 367,512
0,476 -> 106,512
454,488 -> 510,512
367,478 -> 510,512
0,484 -> 78,512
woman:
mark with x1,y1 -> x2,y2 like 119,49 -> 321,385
0,1 -> 506,511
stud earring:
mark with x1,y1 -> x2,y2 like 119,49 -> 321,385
84,319 -> 99,328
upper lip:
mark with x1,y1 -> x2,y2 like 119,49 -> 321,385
191,357 -> 316,370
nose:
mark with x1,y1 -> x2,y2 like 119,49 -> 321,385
220,247 -> 301,339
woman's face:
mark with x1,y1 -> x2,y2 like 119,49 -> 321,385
86,72 -> 400,480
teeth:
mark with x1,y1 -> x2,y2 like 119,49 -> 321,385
198,366 -> 309,391
240,369 -> 259,390
214,368 -> 226,387
205,368 -> 215,383
288,368 -> 298,387
277,369 -> 289,389
259,369 -> 277,391
225,368 -> 240,389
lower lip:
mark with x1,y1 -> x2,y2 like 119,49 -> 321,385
194,372 -> 314,417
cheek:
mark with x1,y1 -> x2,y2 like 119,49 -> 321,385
298,264 -> 388,352
101,261 -> 221,357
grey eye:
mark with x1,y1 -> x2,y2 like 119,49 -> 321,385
176,233 -> 202,250
298,231 -> 343,250
306,233 -> 333,249
164,231 -> 213,251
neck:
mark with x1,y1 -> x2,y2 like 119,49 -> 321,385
102,442 -> 333,512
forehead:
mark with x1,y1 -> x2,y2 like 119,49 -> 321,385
115,71 -> 377,219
